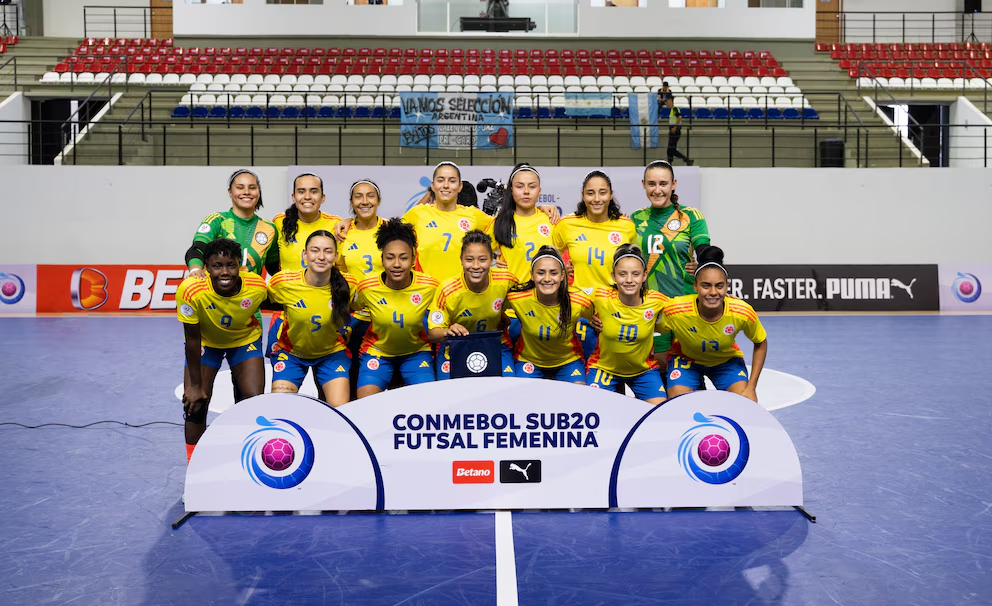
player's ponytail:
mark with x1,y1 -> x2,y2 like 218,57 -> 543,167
304,230 -> 351,326
493,162 -> 540,249
282,204 -> 301,244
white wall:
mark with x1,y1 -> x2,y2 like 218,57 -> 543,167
0,93 -> 29,166
841,0 -> 992,44
1,166 -> 991,265
949,97 -> 992,168
43,0 -> 149,38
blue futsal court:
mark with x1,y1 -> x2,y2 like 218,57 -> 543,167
2,314 -> 990,605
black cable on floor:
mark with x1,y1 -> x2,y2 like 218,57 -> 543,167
0,421 -> 183,429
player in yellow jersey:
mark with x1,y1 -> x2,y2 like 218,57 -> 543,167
351,219 -> 439,398
401,162 -> 495,283
504,246 -> 593,384
175,239 -> 267,462
268,231 -> 356,407
489,163 -> 560,283
586,244 -> 668,405
552,170 -> 637,359
428,230 -> 518,379
658,246 -> 768,402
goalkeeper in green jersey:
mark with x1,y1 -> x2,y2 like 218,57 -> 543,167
630,160 -> 711,355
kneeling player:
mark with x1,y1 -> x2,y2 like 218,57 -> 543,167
176,239 -> 268,462
268,230 -> 356,407
657,246 -> 767,402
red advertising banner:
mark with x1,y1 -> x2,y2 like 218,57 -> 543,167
36,265 -> 190,313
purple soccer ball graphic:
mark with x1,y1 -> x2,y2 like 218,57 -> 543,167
1,282 -> 15,297
697,434 -> 731,467
261,438 -> 295,471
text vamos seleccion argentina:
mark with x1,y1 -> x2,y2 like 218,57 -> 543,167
392,413 -> 600,450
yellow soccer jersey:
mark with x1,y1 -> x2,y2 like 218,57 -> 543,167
428,269 -> 518,345
273,212 -> 342,272
353,271 -> 440,357
486,212 -> 556,283
587,288 -> 669,377
658,295 -> 767,367
506,287 -> 594,367
267,269 -> 357,359
338,217 -> 386,283
552,215 -> 637,291
176,272 -> 267,349
402,204 -> 494,283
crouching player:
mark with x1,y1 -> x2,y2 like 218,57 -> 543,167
658,246 -> 767,402
268,230 -> 356,407
176,239 -> 268,463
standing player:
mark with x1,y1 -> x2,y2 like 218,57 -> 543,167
552,170 -> 636,357
632,160 -> 710,356
489,163 -> 559,283
273,173 -> 342,272
504,246 -> 593,384
658,246 -> 767,402
352,219 -> 439,398
267,231 -> 355,407
185,169 -> 279,279
586,244 -> 668,405
176,239 -> 268,462
428,230 -> 518,379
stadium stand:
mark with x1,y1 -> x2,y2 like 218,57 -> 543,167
816,41 -> 992,89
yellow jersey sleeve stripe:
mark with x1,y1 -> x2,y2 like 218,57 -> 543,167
507,290 -> 532,302
321,212 -> 341,221
201,213 -> 222,223
273,213 -> 287,221
357,277 -> 380,291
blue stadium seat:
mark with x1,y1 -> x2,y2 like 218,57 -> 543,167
695,107 -> 712,119
266,106 -> 281,119
389,107 -> 401,119
302,107 -> 317,119
803,108 -> 819,120
767,107 -> 783,119
747,108 -> 764,120
230,106 -> 246,119
713,108 -> 729,120
538,107 -> 551,119
517,107 -> 533,119
354,106 -> 371,119
553,107 -> 567,119
209,106 -> 226,118
171,106 -> 190,119
783,108 -> 800,119
246,106 -> 263,119
192,106 -> 209,119
318,106 -> 336,118
730,108 -> 747,120
282,107 -> 299,119
659,107 -> 671,119
372,106 -> 386,119
336,107 -> 352,118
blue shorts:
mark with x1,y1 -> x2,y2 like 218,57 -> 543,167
358,350 -> 435,390
588,367 -> 667,401
515,358 -> 587,384
666,355 -> 749,392
574,318 -> 599,362
436,343 -> 516,379
272,349 -> 351,388
188,337 -> 263,370
266,311 -> 284,359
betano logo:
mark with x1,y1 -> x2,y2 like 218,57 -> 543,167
452,460 -> 495,484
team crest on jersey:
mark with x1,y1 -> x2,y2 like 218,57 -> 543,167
538,224 -> 551,237
410,293 -> 423,305
643,309 -> 655,321
179,303 -> 195,317
366,358 -> 380,370
240,298 -> 253,309
458,218 -> 471,232
608,231 -> 622,245
197,223 -> 211,234
522,362 -> 535,374
255,232 -> 269,245
667,219 -> 682,231
441,361 -> 451,373
273,361 -> 286,373
723,324 -> 735,335
430,310 -> 445,324
670,369 -> 682,380
492,299 -> 503,312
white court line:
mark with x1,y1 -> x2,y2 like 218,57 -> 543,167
495,511 -> 519,606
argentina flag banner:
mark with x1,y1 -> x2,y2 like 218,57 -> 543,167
564,92 -> 613,117
628,93 -> 659,149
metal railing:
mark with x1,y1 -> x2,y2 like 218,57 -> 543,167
817,11 -> 992,45
853,60 -> 991,114
82,6 -> 172,39
1,2 -> 20,38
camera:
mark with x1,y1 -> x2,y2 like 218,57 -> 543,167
476,178 -> 506,216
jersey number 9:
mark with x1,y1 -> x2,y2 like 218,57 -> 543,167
220,314 -> 232,328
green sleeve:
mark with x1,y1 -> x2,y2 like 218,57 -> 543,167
189,214 -> 223,268
686,207 -> 710,247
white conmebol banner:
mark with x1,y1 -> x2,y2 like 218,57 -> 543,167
184,379 -> 802,513
289,165 -> 703,219
939,264 -> 991,311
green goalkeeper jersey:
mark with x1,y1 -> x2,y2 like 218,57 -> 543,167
189,209 -> 278,276
631,204 -> 710,298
